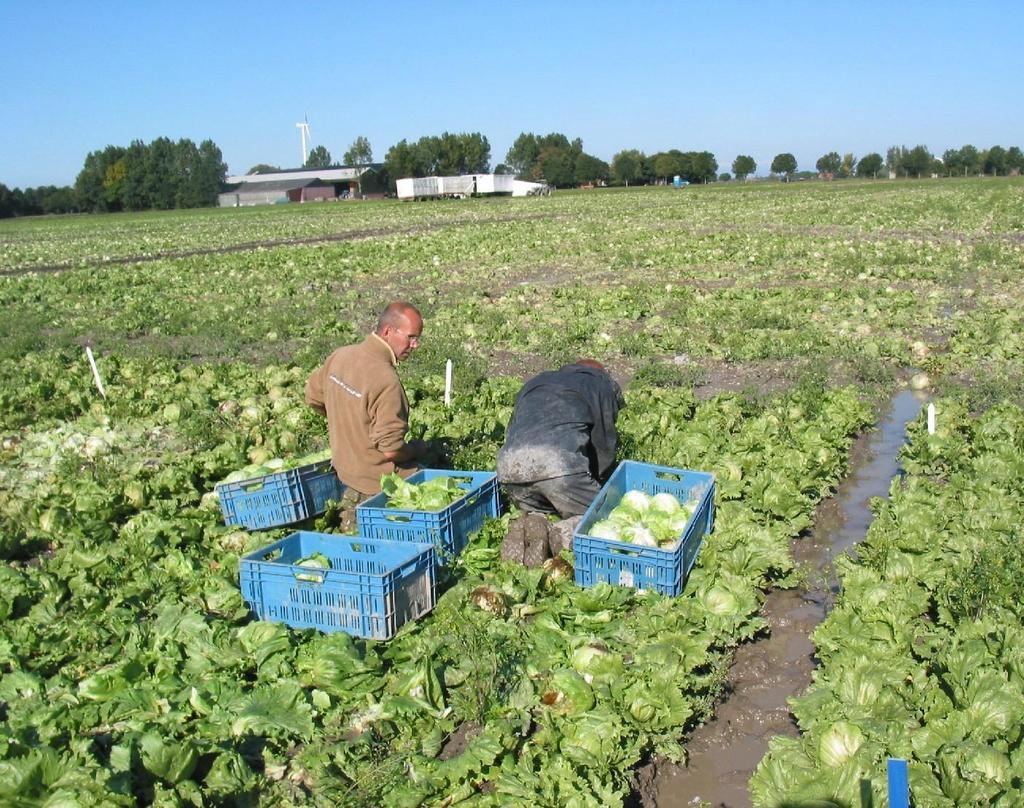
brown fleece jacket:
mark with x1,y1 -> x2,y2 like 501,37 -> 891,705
305,334 -> 416,495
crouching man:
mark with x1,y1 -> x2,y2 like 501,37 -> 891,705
497,359 -> 625,565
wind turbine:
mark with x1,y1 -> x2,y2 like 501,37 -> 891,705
296,116 -> 310,166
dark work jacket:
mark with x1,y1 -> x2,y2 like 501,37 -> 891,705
497,364 -> 625,483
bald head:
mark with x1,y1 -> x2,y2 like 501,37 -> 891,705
376,301 -> 421,332
575,358 -> 605,371
375,300 -> 423,362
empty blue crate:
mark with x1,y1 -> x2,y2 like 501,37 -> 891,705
238,531 -> 436,640
356,469 -> 500,562
216,458 -> 344,530
573,461 -> 716,597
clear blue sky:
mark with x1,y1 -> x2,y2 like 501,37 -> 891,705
2,1 -> 1021,188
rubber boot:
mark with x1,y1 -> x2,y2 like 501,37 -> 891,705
521,513 -> 551,569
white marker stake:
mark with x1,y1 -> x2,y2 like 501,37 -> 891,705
927,402 -> 936,435
86,346 -> 106,399
444,359 -> 453,407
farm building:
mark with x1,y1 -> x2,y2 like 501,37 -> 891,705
218,165 -> 385,207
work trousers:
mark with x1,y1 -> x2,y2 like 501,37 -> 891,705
502,472 -> 601,519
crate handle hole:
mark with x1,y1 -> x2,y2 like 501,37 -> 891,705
655,472 -> 681,482
386,516 -> 412,523
243,482 -> 267,492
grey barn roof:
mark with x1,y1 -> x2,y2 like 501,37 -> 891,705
224,165 -> 382,185
224,178 -> 323,194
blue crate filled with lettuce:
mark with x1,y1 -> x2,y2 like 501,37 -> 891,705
355,469 -> 500,562
573,460 -> 716,596
238,531 -> 436,639
214,450 -> 344,530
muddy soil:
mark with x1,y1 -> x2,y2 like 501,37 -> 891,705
691,359 -> 816,400
480,356 -> 896,403
633,389 -> 925,808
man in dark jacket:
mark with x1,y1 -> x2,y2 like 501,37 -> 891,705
497,359 -> 625,519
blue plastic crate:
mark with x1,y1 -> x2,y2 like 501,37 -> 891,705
238,531 -> 436,639
573,461 -> 716,596
216,458 -> 344,530
356,470 -> 500,562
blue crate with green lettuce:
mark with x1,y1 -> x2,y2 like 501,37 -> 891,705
573,460 -> 715,596
356,469 -> 500,562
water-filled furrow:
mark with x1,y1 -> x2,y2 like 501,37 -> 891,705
640,389 -> 926,808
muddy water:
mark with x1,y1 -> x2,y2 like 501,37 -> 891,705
639,389 -> 926,808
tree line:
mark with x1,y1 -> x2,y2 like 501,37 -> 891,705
0,184 -> 79,218
3,134 -> 1022,219
379,131 -> 722,188
608,148 -> 719,186
75,138 -> 227,213
384,132 -> 492,180
0,137 -> 227,218
498,133 -> 610,187
384,135 -> 1022,187
890,144 -> 1024,178
246,132 -> 495,188
776,143 -> 1023,182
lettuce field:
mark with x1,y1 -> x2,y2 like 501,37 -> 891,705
1,178 -> 1023,806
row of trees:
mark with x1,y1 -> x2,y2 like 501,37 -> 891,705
379,130 -> 724,189
3,136 -> 227,218
599,143 -> 1020,185
0,183 -> 79,217
797,143 -> 1023,181
268,138 -> 1024,186
75,138 -> 227,213
808,152 -> 882,178
383,132 -> 492,182
500,133 -> 609,187
259,134 -> 1024,189
896,144 -> 1023,178
5,135 -> 1023,219
610,149 -> 719,186
761,151 -> 884,181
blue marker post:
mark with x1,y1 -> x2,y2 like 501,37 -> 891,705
887,758 -> 909,808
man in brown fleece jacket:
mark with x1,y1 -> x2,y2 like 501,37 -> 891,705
305,301 -> 428,502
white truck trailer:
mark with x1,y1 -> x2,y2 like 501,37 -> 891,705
396,173 -> 520,200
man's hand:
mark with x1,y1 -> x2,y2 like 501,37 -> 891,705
407,439 -> 429,457
381,439 -> 429,464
